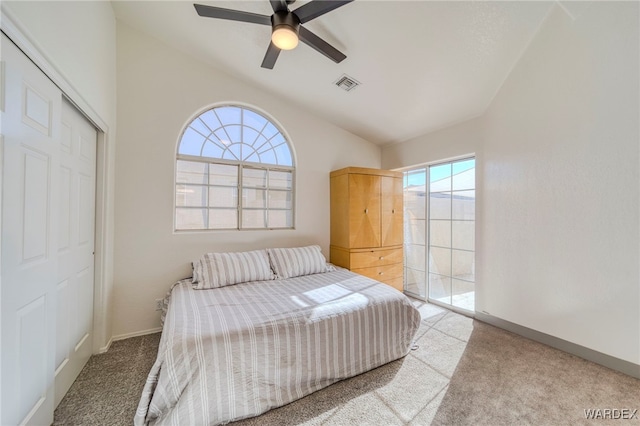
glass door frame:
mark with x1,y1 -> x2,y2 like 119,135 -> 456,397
401,155 -> 476,315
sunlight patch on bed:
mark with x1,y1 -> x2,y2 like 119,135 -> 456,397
308,293 -> 370,321
302,283 -> 354,304
290,295 -> 310,308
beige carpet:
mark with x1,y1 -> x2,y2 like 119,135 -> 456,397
53,332 -> 160,426
54,301 -> 639,425
430,319 -> 640,425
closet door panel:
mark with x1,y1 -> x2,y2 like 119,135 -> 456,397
1,34 -> 61,426
54,98 -> 97,407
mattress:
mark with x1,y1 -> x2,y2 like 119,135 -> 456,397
135,268 -> 421,425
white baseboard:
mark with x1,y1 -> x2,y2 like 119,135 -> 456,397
475,312 -> 640,379
97,337 -> 114,354
111,327 -> 162,343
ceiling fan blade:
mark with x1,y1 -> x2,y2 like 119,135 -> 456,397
298,26 -> 346,63
194,4 -> 271,26
269,0 -> 288,13
293,0 -> 353,24
261,42 -> 282,69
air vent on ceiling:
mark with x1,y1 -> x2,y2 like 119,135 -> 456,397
334,74 -> 361,92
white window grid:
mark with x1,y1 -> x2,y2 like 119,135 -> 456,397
175,105 -> 295,231
175,156 -> 295,230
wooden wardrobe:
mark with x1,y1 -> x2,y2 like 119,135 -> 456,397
330,167 -> 404,291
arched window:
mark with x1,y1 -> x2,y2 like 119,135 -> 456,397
175,105 -> 295,230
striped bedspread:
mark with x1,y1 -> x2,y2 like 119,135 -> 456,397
135,269 -> 421,425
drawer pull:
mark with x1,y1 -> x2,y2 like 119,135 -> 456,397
364,208 -> 368,214
392,209 -> 395,214
378,272 -> 384,275
379,256 -> 384,260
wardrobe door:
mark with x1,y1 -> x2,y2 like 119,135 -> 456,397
348,173 -> 381,248
381,176 -> 403,247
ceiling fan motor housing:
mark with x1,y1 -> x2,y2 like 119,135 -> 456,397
272,11 -> 300,36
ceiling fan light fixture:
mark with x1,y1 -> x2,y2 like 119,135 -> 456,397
272,26 -> 298,50
271,11 -> 300,50
194,1 -> 352,69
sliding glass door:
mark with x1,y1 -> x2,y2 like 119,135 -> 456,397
403,158 -> 476,312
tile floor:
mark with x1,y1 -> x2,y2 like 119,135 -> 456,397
403,284 -> 475,312
319,299 -> 473,425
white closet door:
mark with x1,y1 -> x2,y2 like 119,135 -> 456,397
1,34 -> 62,425
54,98 -> 96,406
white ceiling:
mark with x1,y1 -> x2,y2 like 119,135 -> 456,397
112,1 -> 553,145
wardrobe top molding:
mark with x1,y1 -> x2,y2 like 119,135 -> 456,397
330,167 -> 403,178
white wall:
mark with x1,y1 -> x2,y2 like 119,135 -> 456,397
382,3 -> 639,365
382,117 -> 482,170
3,1 -> 116,125
114,22 -> 380,337
482,3 -> 638,364
2,1 -> 117,351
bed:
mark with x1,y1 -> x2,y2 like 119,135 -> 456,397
135,247 -> 420,426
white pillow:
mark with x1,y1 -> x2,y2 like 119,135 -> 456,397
192,250 -> 275,289
267,245 -> 334,279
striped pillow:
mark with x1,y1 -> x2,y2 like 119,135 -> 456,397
193,250 -> 275,289
267,245 -> 333,279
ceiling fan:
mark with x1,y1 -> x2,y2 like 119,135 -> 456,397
194,0 -> 353,69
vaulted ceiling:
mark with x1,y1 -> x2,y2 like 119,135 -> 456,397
112,1 -> 553,145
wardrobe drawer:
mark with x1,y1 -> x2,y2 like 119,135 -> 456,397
351,262 -> 403,282
350,248 -> 402,269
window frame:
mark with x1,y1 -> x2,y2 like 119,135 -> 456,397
174,104 -> 296,232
